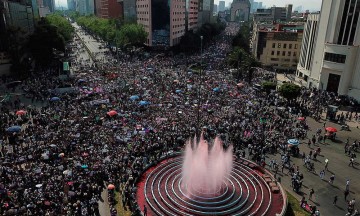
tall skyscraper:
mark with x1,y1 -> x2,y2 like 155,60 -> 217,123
219,1 -> 225,12
230,0 -> 250,22
137,0 -> 195,47
0,0 -> 36,34
297,14 -> 319,79
297,0 -> 360,98
94,0 -> 122,19
43,0 -> 55,12
213,4 -> 217,13
76,0 -> 94,15
198,0 -> 214,27
67,0 -> 75,10
186,0 -> 199,31
123,0 -> 136,23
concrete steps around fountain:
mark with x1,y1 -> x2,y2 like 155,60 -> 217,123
140,157 -> 284,216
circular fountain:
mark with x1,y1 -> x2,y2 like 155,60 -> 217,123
136,137 -> 287,216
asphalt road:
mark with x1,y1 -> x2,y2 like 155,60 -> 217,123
72,23 -> 112,216
72,23 -> 107,63
265,115 -> 360,216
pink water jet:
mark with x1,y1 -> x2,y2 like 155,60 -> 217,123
182,136 -> 233,196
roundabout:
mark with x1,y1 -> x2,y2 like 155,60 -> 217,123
136,155 -> 287,216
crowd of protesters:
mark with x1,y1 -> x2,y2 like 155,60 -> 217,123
0,21 -> 358,216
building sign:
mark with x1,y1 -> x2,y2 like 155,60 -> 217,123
63,62 -> 70,71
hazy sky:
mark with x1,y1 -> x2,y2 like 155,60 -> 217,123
57,0 -> 322,11
215,0 -> 322,11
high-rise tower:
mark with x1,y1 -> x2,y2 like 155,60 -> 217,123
297,0 -> 360,99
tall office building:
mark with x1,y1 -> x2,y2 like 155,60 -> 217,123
213,4 -> 217,13
2,0 -> 36,33
297,14 -> 319,80
249,0 -> 253,8
198,0 -> 214,27
122,0 -> 136,23
94,0 -> 122,19
43,0 -> 54,12
230,0 -> 250,22
186,0 -> 199,31
296,0 -> 360,99
218,0 -> 225,12
137,0 -> 198,47
253,4 -> 292,22
76,0 -> 94,15
67,0 -> 75,10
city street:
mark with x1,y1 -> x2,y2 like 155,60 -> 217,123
72,23 -> 108,63
1,15 -> 359,216
265,116 -> 360,216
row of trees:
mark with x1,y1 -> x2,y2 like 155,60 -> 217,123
28,15 -> 74,67
227,22 -> 260,83
176,22 -> 226,53
74,15 -> 147,48
6,14 -> 74,77
46,13 -> 74,41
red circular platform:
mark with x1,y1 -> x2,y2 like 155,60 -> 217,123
136,156 -> 287,216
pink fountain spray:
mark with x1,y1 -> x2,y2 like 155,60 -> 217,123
182,135 -> 233,196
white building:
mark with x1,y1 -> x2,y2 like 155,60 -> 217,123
297,0 -> 360,100
297,14 -> 319,80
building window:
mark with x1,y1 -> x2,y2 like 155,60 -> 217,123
293,52 -> 296,57
272,43 -> 276,48
295,44 -> 298,49
324,52 -> 346,63
288,51 -> 291,56
282,51 -> 286,56
289,44 -> 292,49
277,51 -> 280,56
283,44 -> 287,48
271,58 -> 279,61
278,43 -> 281,48
271,51 -> 275,55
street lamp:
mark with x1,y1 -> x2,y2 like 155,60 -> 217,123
196,35 -> 203,137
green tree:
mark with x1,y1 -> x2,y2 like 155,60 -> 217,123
6,26 -> 29,78
227,47 -> 260,68
278,83 -> 301,100
177,30 -> 201,53
28,18 -> 65,66
262,81 -> 277,94
117,24 -> 147,47
76,15 -> 119,44
227,47 -> 261,82
45,14 -> 74,41
232,22 -> 251,53
68,11 -> 80,20
197,22 -> 225,44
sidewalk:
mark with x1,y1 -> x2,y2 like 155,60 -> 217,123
276,73 -> 305,87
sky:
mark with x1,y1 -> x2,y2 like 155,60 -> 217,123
56,0 -> 67,8
214,0 -> 322,11
57,0 -> 322,12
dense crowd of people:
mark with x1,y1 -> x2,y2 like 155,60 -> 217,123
0,21 -> 358,216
